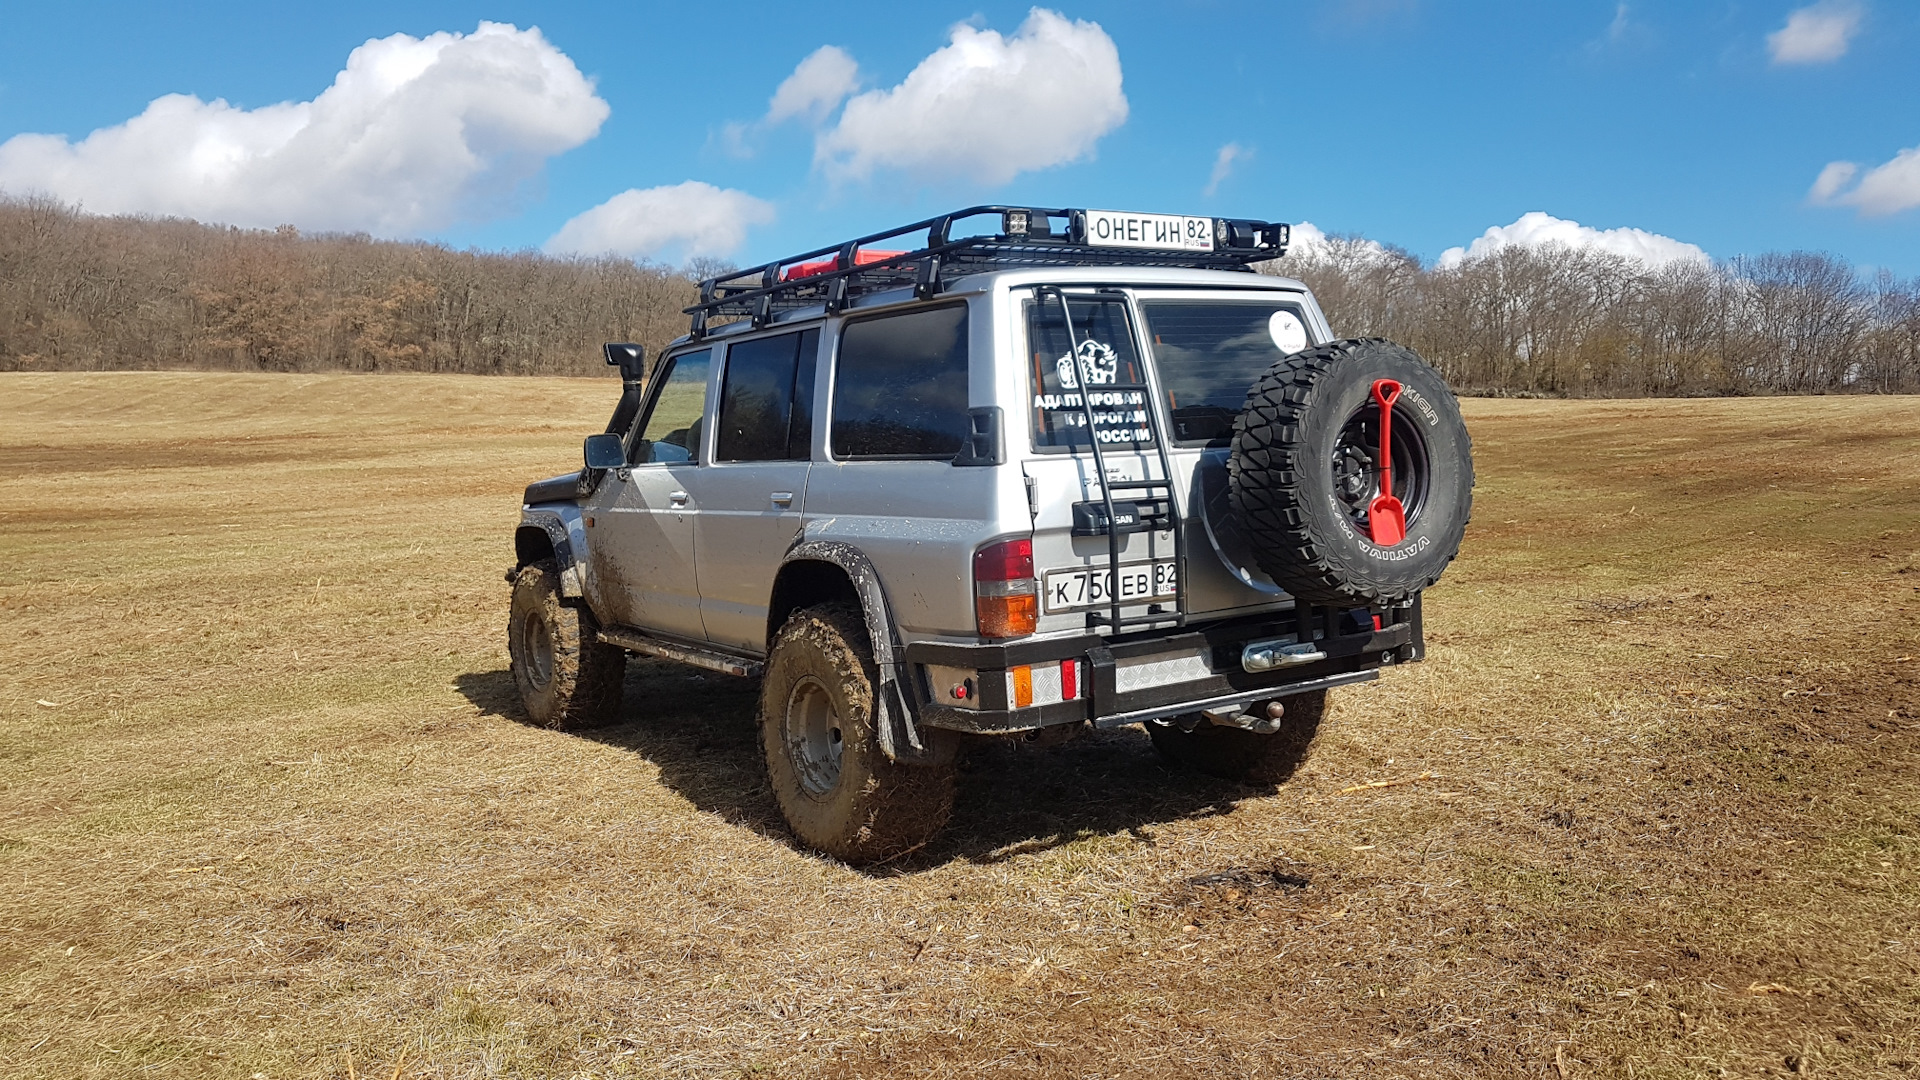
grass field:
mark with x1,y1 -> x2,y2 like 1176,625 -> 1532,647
2,373 -> 1917,1079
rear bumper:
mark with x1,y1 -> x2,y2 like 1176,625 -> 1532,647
905,600 -> 1423,734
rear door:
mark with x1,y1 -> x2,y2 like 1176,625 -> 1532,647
1017,288 -> 1329,633
682,327 -> 819,653
1018,291 -> 1178,635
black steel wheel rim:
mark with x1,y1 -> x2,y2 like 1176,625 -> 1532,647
1329,400 -> 1431,540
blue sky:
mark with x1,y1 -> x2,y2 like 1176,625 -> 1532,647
2,1 -> 1916,274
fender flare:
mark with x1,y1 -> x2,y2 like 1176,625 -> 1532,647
779,540 -> 953,766
517,508 -> 588,599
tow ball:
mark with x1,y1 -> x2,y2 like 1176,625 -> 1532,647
1199,700 -> 1287,735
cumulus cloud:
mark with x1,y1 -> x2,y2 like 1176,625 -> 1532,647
1809,144 -> 1920,216
720,45 -> 861,159
545,181 -> 775,262
814,8 -> 1128,186
1436,212 -> 1709,269
1203,143 -> 1249,198
767,46 -> 861,126
1767,1 -> 1864,65
0,23 -> 607,235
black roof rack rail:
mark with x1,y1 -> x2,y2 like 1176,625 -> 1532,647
682,205 -> 1290,339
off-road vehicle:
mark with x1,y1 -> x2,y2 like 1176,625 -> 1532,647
507,206 -> 1473,862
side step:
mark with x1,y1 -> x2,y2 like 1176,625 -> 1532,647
597,627 -> 764,678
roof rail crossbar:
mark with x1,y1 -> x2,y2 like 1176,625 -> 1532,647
682,206 -> 1290,338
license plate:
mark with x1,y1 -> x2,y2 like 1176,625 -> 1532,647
1084,209 -> 1214,252
1042,561 -> 1179,614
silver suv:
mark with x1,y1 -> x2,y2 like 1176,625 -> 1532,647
507,206 -> 1474,862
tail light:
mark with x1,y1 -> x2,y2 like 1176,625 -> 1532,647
974,537 -> 1037,639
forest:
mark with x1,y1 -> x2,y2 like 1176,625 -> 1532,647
3,195 -> 1916,393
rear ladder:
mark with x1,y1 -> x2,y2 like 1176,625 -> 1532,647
1039,286 -> 1187,634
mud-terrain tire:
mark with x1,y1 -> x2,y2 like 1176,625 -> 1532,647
1230,338 -> 1473,606
1147,691 -> 1327,783
760,604 -> 956,863
507,560 -> 626,730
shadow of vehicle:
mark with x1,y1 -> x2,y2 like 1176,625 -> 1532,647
454,659 -> 1294,872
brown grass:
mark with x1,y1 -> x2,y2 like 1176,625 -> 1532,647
2,374 -> 1917,1079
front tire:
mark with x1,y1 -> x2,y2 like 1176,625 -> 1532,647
1147,690 -> 1326,783
507,560 -> 626,730
760,604 -> 956,863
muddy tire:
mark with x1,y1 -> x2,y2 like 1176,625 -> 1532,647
760,604 -> 956,863
507,560 -> 626,730
1230,338 -> 1473,606
1147,690 -> 1326,783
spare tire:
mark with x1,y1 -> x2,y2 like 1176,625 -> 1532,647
1229,338 -> 1473,607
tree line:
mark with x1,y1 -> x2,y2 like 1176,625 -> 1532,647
0,195 -> 697,377
1268,234 -> 1920,395
4,194 -> 1916,393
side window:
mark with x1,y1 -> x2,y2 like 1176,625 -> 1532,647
831,305 -> 969,460
1025,297 -> 1150,449
631,350 -> 712,464
715,328 -> 819,463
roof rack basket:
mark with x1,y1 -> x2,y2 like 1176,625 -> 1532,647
683,205 -> 1290,338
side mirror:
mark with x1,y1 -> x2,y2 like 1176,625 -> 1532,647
603,342 -> 646,383
583,433 -> 626,471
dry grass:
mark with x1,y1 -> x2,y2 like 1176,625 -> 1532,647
2,373 -> 1917,1079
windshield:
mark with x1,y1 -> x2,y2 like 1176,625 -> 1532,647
1138,299 -> 1315,446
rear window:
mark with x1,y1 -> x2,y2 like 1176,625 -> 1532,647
1138,300 -> 1315,445
1024,296 -> 1151,450
830,304 -> 969,459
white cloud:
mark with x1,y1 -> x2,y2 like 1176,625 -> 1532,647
1810,145 -> 1920,216
0,23 -> 607,235
1809,160 -> 1860,202
544,181 -> 775,262
1767,1 -> 1864,65
767,46 -> 861,126
1437,212 -> 1709,270
814,8 -> 1128,186
1284,221 -> 1400,265
1204,143 -> 1249,198
1607,3 -> 1632,43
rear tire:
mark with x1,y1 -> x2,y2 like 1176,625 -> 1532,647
1147,690 -> 1326,784
507,560 -> 626,730
760,604 -> 956,863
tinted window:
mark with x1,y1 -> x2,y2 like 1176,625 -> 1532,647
632,350 -> 711,464
1024,297 -> 1151,449
1139,301 -> 1315,445
716,328 -> 818,462
831,305 -> 969,459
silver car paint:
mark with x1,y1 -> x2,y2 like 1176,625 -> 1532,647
542,266 -> 1332,655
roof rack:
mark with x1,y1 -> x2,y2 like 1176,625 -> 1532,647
682,205 -> 1290,338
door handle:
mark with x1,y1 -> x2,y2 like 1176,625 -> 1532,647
668,490 -> 689,507
770,491 -> 794,507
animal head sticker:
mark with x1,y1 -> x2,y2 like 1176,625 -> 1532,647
1055,338 -> 1120,389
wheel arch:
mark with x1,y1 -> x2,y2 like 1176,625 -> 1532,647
772,542 -> 952,766
516,509 -> 587,599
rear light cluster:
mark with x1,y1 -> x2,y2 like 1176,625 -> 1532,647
974,537 -> 1037,639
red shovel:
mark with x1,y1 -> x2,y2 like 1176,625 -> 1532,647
1368,379 -> 1407,546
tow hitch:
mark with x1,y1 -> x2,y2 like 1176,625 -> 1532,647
1199,699 -> 1288,734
